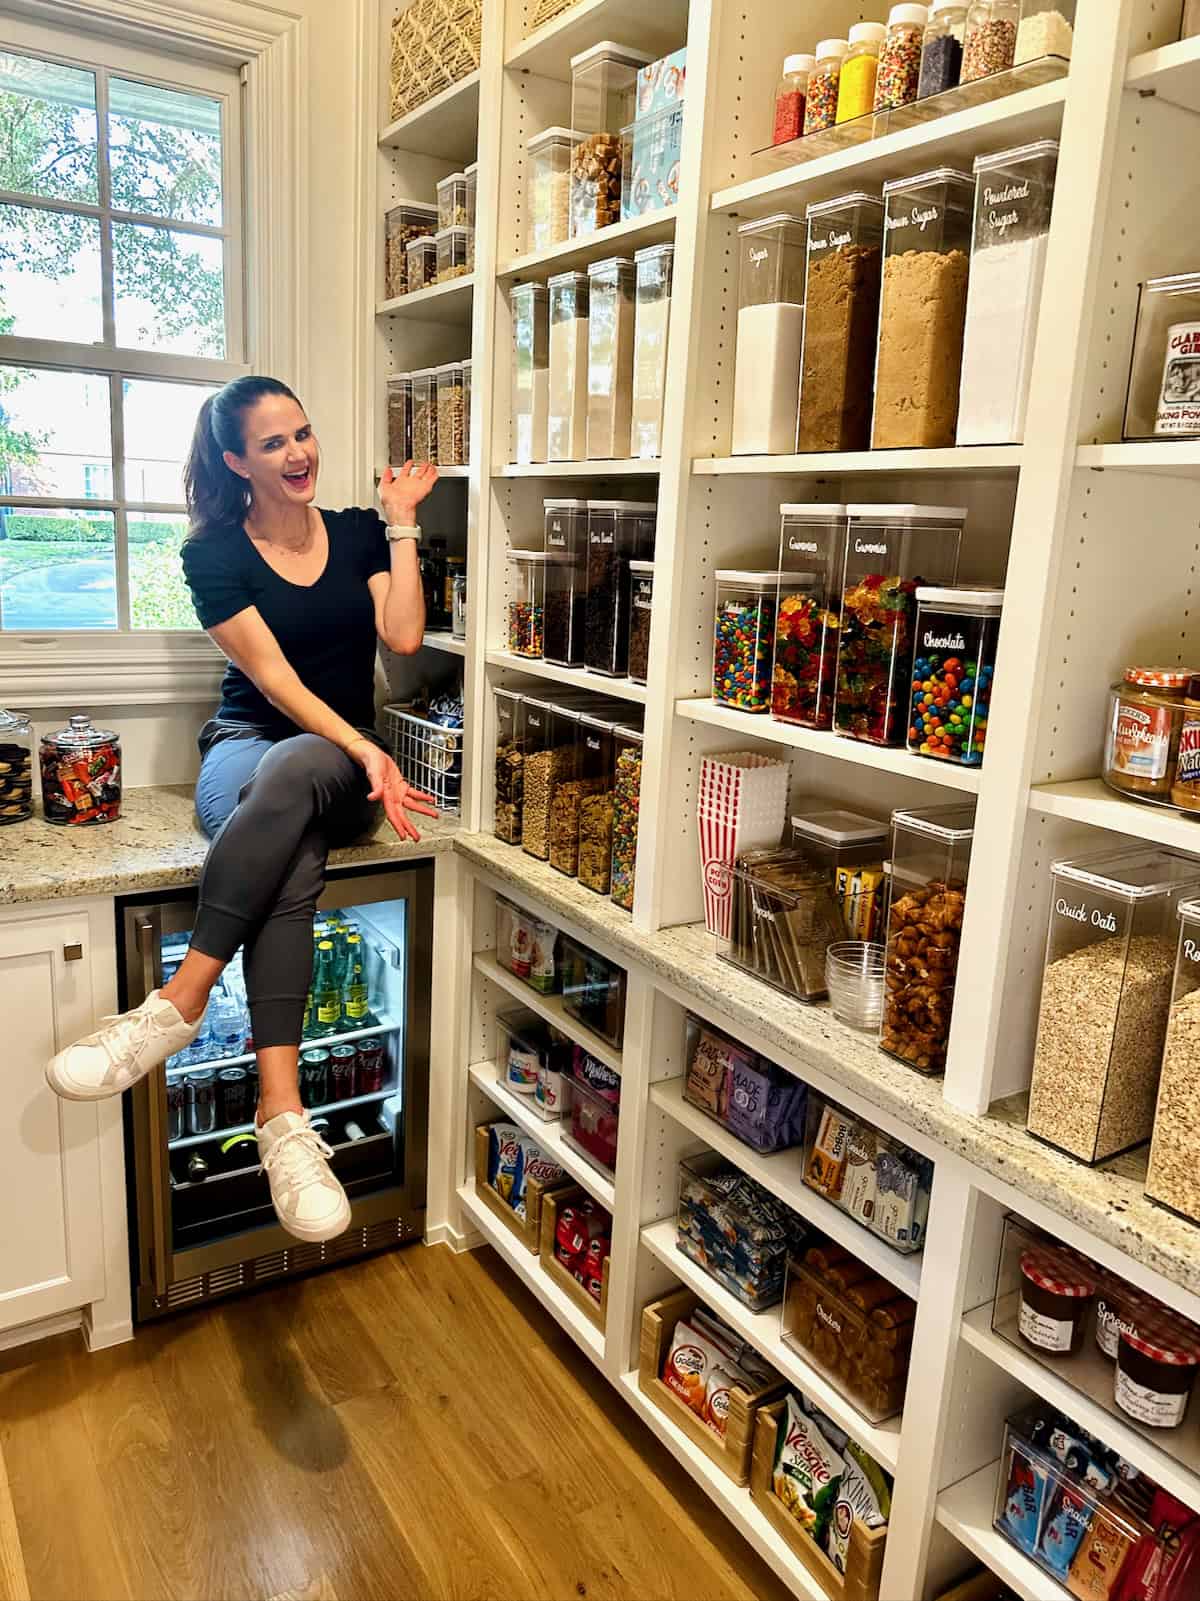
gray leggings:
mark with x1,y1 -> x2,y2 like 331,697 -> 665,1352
191,724 -> 376,1048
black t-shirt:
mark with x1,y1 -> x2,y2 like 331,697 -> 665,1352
182,507 -> 390,738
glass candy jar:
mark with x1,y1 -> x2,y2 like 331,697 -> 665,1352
0,709 -> 34,825
40,713 -> 123,826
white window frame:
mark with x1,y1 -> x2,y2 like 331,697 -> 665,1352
0,0 -> 308,707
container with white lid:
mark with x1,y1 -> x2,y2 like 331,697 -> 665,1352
797,192 -> 884,453
835,504 -> 965,747
586,255 -> 636,460
405,233 -> 438,294
790,807 -> 888,870
628,558 -> 654,684
713,570 -> 816,714
526,127 -> 574,251
731,214 -> 806,456
874,4 -> 928,111
908,585 -> 1003,767
569,42 -> 653,237
1027,848 -> 1200,1164
804,38 -> 850,134
506,549 -> 547,659
436,171 -> 469,231
584,499 -> 656,676
510,282 -> 549,465
384,200 -> 438,298
773,54 -> 814,146
631,242 -> 674,457
918,0 -> 968,98
772,503 -> 848,730
548,270 -> 590,461
543,497 -> 589,667
1148,896 -> 1200,1228
836,22 -> 885,124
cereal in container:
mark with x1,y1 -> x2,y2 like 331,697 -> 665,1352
493,688 -> 525,844
404,233 -> 437,293
436,170 -> 468,230
384,200 -> 437,298
610,724 -> 643,912
435,224 -> 470,283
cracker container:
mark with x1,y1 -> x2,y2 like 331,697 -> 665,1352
568,42 -> 652,238
631,242 -> 674,458
797,193 -> 884,453
872,169 -> 974,449
510,282 -> 549,465
575,711 -> 618,893
384,200 -> 437,297
731,215 -> 806,455
1027,850 -> 1200,1164
1122,274 -> 1200,441
1147,897 -> 1200,1224
881,803 -> 974,1073
771,504 -> 847,731
411,367 -> 438,462
542,497 -> 589,667
521,695 -> 573,862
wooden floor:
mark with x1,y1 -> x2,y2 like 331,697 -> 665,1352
0,1242 -> 793,1601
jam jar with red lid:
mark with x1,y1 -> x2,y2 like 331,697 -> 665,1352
39,713 -> 122,826
1017,1244 -> 1096,1355
1116,1304 -> 1200,1429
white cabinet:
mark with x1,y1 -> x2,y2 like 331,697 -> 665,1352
0,911 -> 107,1333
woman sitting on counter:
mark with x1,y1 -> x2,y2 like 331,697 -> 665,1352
45,375 -> 437,1243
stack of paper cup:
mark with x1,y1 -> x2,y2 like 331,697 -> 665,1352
697,750 -> 789,937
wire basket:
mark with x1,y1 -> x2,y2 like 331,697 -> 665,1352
384,705 -> 463,815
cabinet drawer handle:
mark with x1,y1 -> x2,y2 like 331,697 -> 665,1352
63,943 -> 84,962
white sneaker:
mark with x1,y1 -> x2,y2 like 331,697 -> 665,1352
257,1110 -> 352,1243
46,990 -> 203,1101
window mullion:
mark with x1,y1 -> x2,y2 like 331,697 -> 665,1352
95,66 -> 117,351
109,371 -> 131,631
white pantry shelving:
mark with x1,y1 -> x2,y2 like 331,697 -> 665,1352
363,0 -> 1200,1595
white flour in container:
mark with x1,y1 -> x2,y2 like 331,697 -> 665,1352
731,301 -> 805,455
957,232 -> 1049,445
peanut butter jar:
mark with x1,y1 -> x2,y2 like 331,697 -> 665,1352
1103,666 -> 1192,800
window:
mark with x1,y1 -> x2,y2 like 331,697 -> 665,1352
0,27 -> 247,636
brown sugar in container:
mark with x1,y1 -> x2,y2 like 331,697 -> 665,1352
1104,666 -> 1191,800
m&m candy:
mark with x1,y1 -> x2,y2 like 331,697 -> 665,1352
906,589 -> 1003,766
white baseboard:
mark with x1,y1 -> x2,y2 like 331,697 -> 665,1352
424,1220 -> 483,1253
0,1308 -> 81,1353
82,1302 -> 135,1352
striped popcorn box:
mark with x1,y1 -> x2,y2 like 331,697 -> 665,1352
696,751 -> 789,937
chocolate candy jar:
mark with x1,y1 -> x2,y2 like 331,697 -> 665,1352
39,713 -> 122,826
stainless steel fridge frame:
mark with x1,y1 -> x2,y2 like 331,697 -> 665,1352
121,859 -> 433,1322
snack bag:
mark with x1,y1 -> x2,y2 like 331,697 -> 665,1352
511,1137 -> 565,1221
529,918 -> 559,993
1001,1447 -> 1049,1556
574,1051 -> 621,1104
806,1104 -> 856,1199
663,1318 -> 721,1416
1040,1483 -> 1093,1581
828,1443 -> 892,1573
840,1123 -> 880,1225
725,1056 -> 806,1153
702,1363 -> 745,1440
486,1122 -> 522,1204
684,1024 -> 745,1120
772,1394 -> 843,1548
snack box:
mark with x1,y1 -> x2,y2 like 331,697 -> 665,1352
636,46 -> 686,118
803,1093 -> 933,1257
751,1400 -> 888,1601
472,1122 -> 570,1253
638,1287 -> 786,1484
540,1185 -> 611,1332
683,1012 -> 806,1154
677,1149 -> 809,1312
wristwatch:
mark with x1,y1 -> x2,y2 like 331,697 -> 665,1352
385,523 -> 420,543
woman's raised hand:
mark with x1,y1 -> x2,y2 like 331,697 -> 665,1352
381,461 -> 439,525
347,739 -> 438,841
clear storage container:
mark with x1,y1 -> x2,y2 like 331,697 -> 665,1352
464,160 -> 478,268
961,0 -> 1018,81
386,373 -> 412,467
803,1092 -> 934,1251
958,140 -> 1058,445
631,242 -> 674,458
462,357 -> 472,461
1122,274 -> 1200,441
575,711 -> 619,892
908,586 -> 1002,765
798,194 -> 884,453
881,803 -> 974,1072
568,41 -> 651,237
493,687 -> 525,844
873,168 -> 974,449
1027,849 -> 1200,1164
527,127 -> 574,252
561,935 -> 627,1046
548,705 -> 588,877
790,806 -> 888,941
678,1150 -> 806,1311
773,53 -> 813,146
619,103 -> 683,220
714,570 -> 813,714
506,549 -> 546,658
731,215 -> 806,456
384,199 -> 437,298
1186,0 -> 1200,39
495,893 -> 534,980
452,572 -> 467,639
435,224 -> 470,283
720,847 -> 848,1002
835,503 -> 965,746
39,713 -> 123,826
782,1251 -> 915,1421
874,4 -> 928,110
542,497 -> 589,666
610,724 -> 643,912
411,367 -> 438,462
837,22 -> 885,122
497,1007 -> 573,1117
436,170 -> 469,230
405,233 -> 437,294
1150,896 -> 1200,1224
771,503 -> 846,730
0,709 -> 34,826
918,0 -> 967,97
1015,0 -> 1073,64
435,362 -> 465,465
683,1014 -> 807,1154
586,256 -> 636,459
548,270 -> 590,461
522,695 -> 574,861
510,282 -> 549,465
627,560 -> 653,684
803,38 -> 849,134
584,499 -> 656,676
562,1063 -> 621,1176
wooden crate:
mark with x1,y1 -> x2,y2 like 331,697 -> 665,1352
538,1185 -> 610,1332
473,1124 -> 568,1253
750,1401 -> 888,1601
637,1288 -> 786,1486
389,0 -> 481,123
933,1572 -> 1020,1601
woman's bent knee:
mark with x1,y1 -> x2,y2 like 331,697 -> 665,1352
241,734 -> 358,808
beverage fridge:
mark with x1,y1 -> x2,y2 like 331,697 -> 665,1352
119,861 -> 432,1322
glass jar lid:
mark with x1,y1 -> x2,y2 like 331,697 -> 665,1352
43,713 -> 118,750
0,708 -> 32,735
1123,666 -> 1193,689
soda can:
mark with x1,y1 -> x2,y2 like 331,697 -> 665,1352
166,1076 -> 186,1142
187,1069 -> 217,1135
330,1044 -> 357,1102
218,1066 -> 251,1128
299,1048 -> 331,1108
355,1037 -> 386,1095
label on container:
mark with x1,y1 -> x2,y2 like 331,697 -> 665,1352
506,1045 -> 540,1094
1115,1367 -> 1189,1428
921,626 -> 968,652
1108,697 -> 1173,781
1177,715 -> 1200,791
1019,1296 -> 1074,1352
1155,323 -> 1200,437
1095,1297 -> 1137,1360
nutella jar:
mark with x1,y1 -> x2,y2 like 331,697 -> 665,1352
1171,674 -> 1200,811
1017,1246 -> 1096,1355
1103,667 -> 1192,799
1116,1308 -> 1200,1429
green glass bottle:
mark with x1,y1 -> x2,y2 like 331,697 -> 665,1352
342,933 -> 378,1028
313,939 -> 342,1035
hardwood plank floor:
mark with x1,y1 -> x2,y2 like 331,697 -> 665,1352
0,1243 -> 794,1601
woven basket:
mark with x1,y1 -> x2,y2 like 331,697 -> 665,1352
528,0 -> 580,31
389,0 -> 482,123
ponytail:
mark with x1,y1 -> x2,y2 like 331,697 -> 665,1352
184,375 -> 299,536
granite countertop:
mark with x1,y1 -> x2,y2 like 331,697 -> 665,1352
0,786 -> 460,905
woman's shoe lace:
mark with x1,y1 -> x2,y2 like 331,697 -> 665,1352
260,1123 -> 335,1184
